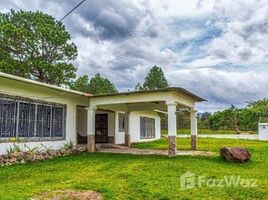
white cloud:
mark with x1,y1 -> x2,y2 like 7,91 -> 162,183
1,0 -> 268,111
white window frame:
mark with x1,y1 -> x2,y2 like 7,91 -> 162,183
0,95 -> 66,142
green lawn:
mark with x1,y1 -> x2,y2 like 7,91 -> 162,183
161,129 -> 257,135
0,138 -> 268,200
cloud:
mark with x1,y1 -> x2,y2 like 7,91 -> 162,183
1,0 -> 268,111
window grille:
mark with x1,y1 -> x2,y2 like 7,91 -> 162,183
0,96 -> 66,141
140,117 -> 155,139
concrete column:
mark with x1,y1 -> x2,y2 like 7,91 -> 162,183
87,106 -> 96,152
190,110 -> 198,150
167,103 -> 177,157
125,111 -> 131,147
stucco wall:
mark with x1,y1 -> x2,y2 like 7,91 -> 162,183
0,77 -> 89,155
129,111 -> 161,143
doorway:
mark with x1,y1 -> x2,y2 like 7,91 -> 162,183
95,114 -> 108,143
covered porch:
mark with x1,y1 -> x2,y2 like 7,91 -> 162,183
84,87 -> 205,157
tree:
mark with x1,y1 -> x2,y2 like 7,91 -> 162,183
135,65 -> 169,90
0,10 -> 78,85
69,75 -> 90,93
71,73 -> 118,95
88,74 -> 118,94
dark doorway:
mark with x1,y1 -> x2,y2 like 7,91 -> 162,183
95,114 -> 108,143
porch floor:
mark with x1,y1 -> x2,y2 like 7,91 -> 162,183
96,144 -> 215,157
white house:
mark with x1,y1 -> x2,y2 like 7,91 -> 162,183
0,72 -> 205,157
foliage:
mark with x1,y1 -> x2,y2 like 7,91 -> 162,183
64,140 -> 75,150
1,139 -> 268,199
70,75 -> 90,93
70,73 -> 118,95
135,65 -> 169,91
204,99 -> 268,132
0,10 -> 77,85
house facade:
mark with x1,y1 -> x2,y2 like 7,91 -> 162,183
0,72 -> 205,157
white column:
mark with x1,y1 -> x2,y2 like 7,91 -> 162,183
87,106 -> 96,135
167,103 -> 177,157
190,110 -> 197,136
167,103 -> 177,136
190,109 -> 198,150
87,106 -> 96,152
114,111 -> 119,144
125,111 -> 130,146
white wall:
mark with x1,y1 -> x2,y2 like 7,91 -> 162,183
0,77 -> 89,155
129,111 -> 161,143
259,123 -> 268,141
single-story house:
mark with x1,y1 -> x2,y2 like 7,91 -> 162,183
0,72 -> 205,157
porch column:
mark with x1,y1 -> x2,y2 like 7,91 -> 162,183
190,110 -> 198,150
125,111 -> 131,147
87,106 -> 96,152
167,103 -> 177,157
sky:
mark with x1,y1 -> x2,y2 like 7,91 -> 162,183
1,0 -> 268,112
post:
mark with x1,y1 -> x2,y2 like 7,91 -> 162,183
167,103 -> 177,157
190,110 -> 198,150
87,106 -> 96,152
125,111 -> 131,147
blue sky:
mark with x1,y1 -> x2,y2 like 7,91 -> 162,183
1,0 -> 268,112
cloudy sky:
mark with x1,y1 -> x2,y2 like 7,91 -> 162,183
1,0 -> 268,112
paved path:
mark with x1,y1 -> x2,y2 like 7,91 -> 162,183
97,145 -> 214,157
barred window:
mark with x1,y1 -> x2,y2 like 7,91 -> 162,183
140,117 -> 155,139
0,97 -> 66,141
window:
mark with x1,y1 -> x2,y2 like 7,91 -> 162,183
119,113 -> 125,131
0,96 -> 66,141
140,117 -> 155,139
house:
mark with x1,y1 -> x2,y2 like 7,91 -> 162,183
0,72 -> 205,157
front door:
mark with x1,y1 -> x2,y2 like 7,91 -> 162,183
95,114 -> 108,143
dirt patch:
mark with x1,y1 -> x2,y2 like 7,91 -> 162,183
31,190 -> 102,200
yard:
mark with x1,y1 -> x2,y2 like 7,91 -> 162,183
0,138 -> 268,200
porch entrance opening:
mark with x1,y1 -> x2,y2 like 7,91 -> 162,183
95,114 -> 108,143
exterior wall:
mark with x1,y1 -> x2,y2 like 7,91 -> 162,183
114,111 -> 125,144
259,123 -> 268,141
129,111 -> 161,143
0,77 -> 89,155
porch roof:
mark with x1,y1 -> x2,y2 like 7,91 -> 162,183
91,87 -> 206,102
89,87 -> 205,111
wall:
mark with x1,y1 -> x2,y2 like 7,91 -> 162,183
129,111 -> 161,143
0,77 -> 89,155
114,111 -> 125,144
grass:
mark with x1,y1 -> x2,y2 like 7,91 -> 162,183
161,129 -> 257,135
0,138 -> 267,199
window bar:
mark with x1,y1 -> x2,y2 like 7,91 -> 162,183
27,103 -> 31,139
50,106 -> 52,138
15,101 -> 20,138
63,107 -> 65,139
34,104 -> 37,139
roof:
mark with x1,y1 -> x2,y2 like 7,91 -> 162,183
0,72 -> 92,97
0,72 -> 206,102
91,87 -> 206,102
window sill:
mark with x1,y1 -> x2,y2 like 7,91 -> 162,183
0,137 -> 65,143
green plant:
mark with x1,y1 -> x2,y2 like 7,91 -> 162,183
64,140 -> 75,150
